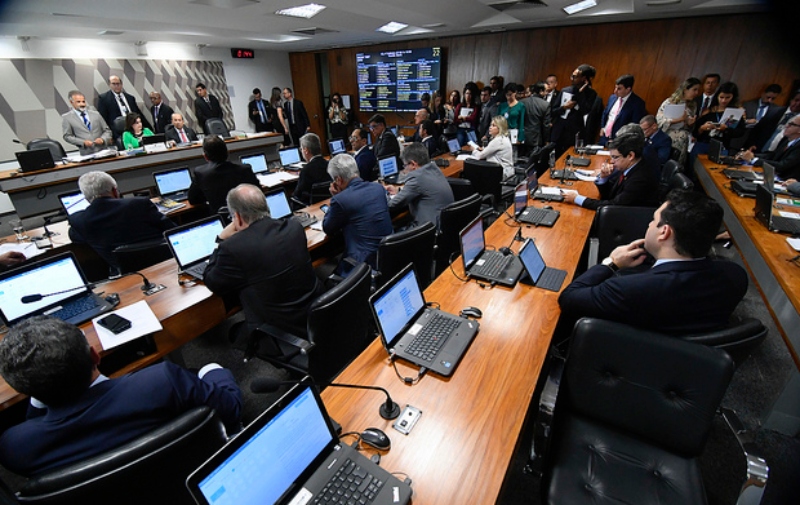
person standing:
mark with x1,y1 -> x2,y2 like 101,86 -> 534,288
148,91 -> 174,134
328,93 -> 348,141
194,83 -> 223,134
283,87 -> 311,146
97,75 -> 150,136
248,88 -> 275,133
61,90 -> 112,155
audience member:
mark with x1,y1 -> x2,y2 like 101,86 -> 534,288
148,91 -> 174,134
477,86 -> 496,141
693,81 -> 746,154
409,108 -> 430,143
742,84 -> 784,151
498,83 -> 525,143
121,112 -> 154,150
440,90 -> 459,138
283,87 -> 311,146
521,81 -> 552,150
419,120 -> 439,158
369,114 -> 401,162
97,75 -> 149,135
194,83 -> 223,134
164,112 -> 198,144
270,87 -> 291,145
551,64 -> 598,158
61,90 -> 112,155
600,74 -> 646,144
739,116 -> 800,180
0,316 -> 241,476
471,116 -> 514,178
455,82 -> 481,146
696,73 -> 721,115
248,87 -> 276,133
487,75 -> 505,107
762,89 -> 800,152
327,92 -> 348,141
293,133 -> 332,203
386,142 -> 454,228
188,135 -> 259,213
351,128 -> 377,181
656,77 -> 701,166
544,74 -> 559,109
640,114 -> 673,169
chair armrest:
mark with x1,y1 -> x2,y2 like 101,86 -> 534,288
720,407 -> 769,505
587,237 -> 600,268
526,351 -> 566,476
246,323 -> 314,362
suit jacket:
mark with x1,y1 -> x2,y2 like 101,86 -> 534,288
600,92 -> 647,141
323,178 -> 393,269
478,101 -> 498,140
643,128 -> 673,168
195,94 -> 224,133
248,99 -> 276,133
284,98 -> 310,135
373,131 -> 401,161
164,125 -> 198,144
204,217 -> 321,338
96,90 -> 149,132
61,109 -> 113,155
293,155 -> 331,202
388,162 -> 454,228
422,136 -> 439,158
149,103 -> 174,134
0,362 -> 241,476
521,95 -> 552,148
755,137 -> 800,180
354,146 -> 378,182
68,196 -> 174,268
558,258 -> 748,335
743,100 -> 785,151
580,158 -> 659,211
188,160 -> 259,213
551,85 -> 599,154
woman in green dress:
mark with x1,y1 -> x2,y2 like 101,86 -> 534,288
122,113 -> 153,149
497,83 -> 525,143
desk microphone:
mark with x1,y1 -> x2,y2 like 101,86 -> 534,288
12,139 -> 27,147
21,283 -> 95,303
109,271 -> 165,294
250,377 -> 402,420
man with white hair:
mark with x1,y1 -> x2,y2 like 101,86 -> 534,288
62,90 -> 112,155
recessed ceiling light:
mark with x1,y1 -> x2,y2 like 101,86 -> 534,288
275,3 -> 326,19
563,0 -> 597,15
376,21 -> 408,34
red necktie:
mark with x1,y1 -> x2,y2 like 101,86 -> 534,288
179,129 -> 188,143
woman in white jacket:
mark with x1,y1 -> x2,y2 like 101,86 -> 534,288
471,115 -> 514,178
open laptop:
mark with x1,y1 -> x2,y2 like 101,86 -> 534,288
58,190 -> 90,215
142,133 -> 166,146
517,238 -> 567,291
370,263 -> 479,376
709,138 -> 744,168
378,156 -> 406,184
16,148 -> 55,172
0,252 -> 113,327
264,188 -> 317,228
164,216 -> 224,280
240,153 -> 270,175
549,156 -> 579,180
531,169 -> 565,202
328,138 -> 346,156
447,138 -> 465,156
278,147 -> 305,170
459,216 -> 523,287
153,167 -> 192,202
186,382 -> 412,505
514,182 -> 559,226
754,183 -> 800,234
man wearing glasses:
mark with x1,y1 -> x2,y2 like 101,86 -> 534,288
640,114 -> 673,169
351,128 -> 377,181
739,117 -> 800,180
550,64 -> 599,158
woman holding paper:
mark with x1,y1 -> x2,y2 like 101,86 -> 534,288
498,83 -> 525,144
693,82 -> 746,154
455,82 -> 481,147
471,116 -> 514,178
656,77 -> 701,165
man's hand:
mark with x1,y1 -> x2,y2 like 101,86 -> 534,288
0,251 -> 25,268
384,184 -> 399,196
83,139 -> 94,147
599,162 -> 614,178
329,181 -> 341,196
561,189 -> 578,204
217,221 -> 237,241
563,100 -> 576,110
93,138 -> 105,146
609,238 -> 647,269
739,149 -> 755,162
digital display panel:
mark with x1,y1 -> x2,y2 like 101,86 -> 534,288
357,47 -> 442,113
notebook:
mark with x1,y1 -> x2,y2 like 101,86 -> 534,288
0,252 -> 113,327
328,138 -> 346,156
370,263 -> 479,376
517,238 -> 567,291
16,148 -> 55,172
264,189 -> 317,228
164,216 -> 224,280
240,153 -> 270,174
459,216 -> 523,287
58,190 -> 90,215
754,184 -> 800,234
514,182 -> 559,226
279,147 -> 305,170
447,138 -> 463,156
186,382 -> 412,505
378,156 -> 406,184
153,167 -> 192,201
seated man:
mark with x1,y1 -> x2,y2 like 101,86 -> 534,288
204,184 -> 321,340
562,129 -> 658,211
739,116 -> 800,180
558,190 -> 748,335
0,316 -> 241,476
188,135 -> 259,213
351,128 -> 377,182
323,154 -> 393,273
408,108 -> 430,143
164,112 -> 198,144
68,171 -> 175,270
386,142 -> 454,228
369,114 -> 400,162
419,119 -> 439,158
292,132 -> 331,204
640,114 -> 672,170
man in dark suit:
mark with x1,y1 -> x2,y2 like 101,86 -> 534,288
544,74 -> 559,109
293,133 -> 331,204
282,87 -> 310,146
386,142 -> 454,228
351,128 -> 377,181
194,83 -> 223,134
148,91 -> 174,134
558,190 -> 748,335
247,87 -> 275,133
562,130 -> 658,211
96,75 -> 150,137
487,75 -> 505,108
640,114 -> 673,169
68,171 -> 175,270
477,86 -> 496,141
740,117 -> 800,180
323,154 -> 393,273
521,81 -> 552,151
408,108 -> 429,143
762,89 -> 800,152
188,135 -> 259,213
419,120 -> 439,158
742,84 -> 785,151
694,73 -> 720,115
0,315 -> 241,476
550,64 -> 599,158
204,184 -> 321,340
368,113 -> 400,162
164,112 -> 198,144
599,74 -> 647,145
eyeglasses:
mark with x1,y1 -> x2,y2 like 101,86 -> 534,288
609,154 -> 623,160
368,124 -> 379,130
787,123 -> 800,128
349,136 -> 359,141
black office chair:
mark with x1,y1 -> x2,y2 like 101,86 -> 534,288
16,407 -> 228,505
668,171 -> 694,193
248,262 -> 373,384
461,158 -> 513,213
682,316 -> 768,368
374,222 -> 436,290
434,193 -> 481,277
446,177 -> 476,202
111,238 -> 172,274
670,146 -> 683,163
205,118 -> 230,137
530,318 -> 768,505
27,138 -> 66,163
585,205 -> 657,268
658,159 -> 681,201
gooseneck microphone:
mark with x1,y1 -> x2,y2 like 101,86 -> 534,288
21,283 -> 95,303
22,270 -> 164,303
250,377 -> 402,420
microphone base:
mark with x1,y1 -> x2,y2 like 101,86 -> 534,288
142,283 -> 167,296
380,401 -> 401,420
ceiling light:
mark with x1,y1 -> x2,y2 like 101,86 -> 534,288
563,0 -> 597,15
376,22 -> 408,34
275,3 -> 326,19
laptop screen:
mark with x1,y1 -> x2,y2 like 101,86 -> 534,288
754,184 -> 774,224
460,217 -> 485,271
265,190 -> 292,219
165,218 -> 223,269
518,238 -> 546,283
279,148 -> 302,166
194,386 -> 333,505
154,168 -> 192,196
447,138 -> 460,154
328,139 -> 346,155
241,153 -> 269,174
59,191 -> 90,215
371,267 -> 425,348
708,139 -> 723,163
378,156 -> 398,178
0,254 -> 88,325
514,183 -> 527,217
526,167 -> 539,193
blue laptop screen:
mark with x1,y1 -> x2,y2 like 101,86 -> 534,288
372,268 -> 425,347
154,168 -> 192,196
519,239 -> 546,283
447,138 -> 460,153
265,191 -> 292,219
527,169 -> 539,193
279,148 -> 301,166
460,218 -> 485,270
241,154 -> 269,174
379,157 -> 398,178
514,183 -> 527,216
328,139 -> 346,155
167,219 -> 223,268
59,192 -> 90,215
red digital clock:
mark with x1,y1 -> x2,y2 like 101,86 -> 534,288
231,48 -> 255,59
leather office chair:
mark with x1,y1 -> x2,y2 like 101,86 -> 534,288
27,138 -> 66,163
446,177 -> 476,202
586,205 -> 657,268
205,118 -> 230,138
434,193 -> 481,277
374,222 -> 436,290
461,158 -> 513,213
16,406 -> 228,505
248,262 -> 373,384
111,238 -> 172,274
658,159 -> 681,201
531,142 -> 556,177
668,171 -> 694,193
670,146 -> 683,163
682,316 -> 768,368
530,318 -> 768,505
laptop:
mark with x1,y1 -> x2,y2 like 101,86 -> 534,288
58,190 -> 90,215
16,148 -> 55,172
328,138 -> 346,156
186,383 -> 412,505
549,156 -> 579,180
447,138 -> 464,156
142,133 -> 166,146
0,252 -> 113,327
279,147 -> 305,170
459,216 -> 524,287
264,188 -> 317,228
709,138 -> 743,167
370,263 -> 479,376
153,167 -> 192,202
517,238 -> 567,291
164,216 -> 224,280
514,182 -> 559,226
240,153 -> 270,175
378,156 -> 406,185
754,184 -> 800,234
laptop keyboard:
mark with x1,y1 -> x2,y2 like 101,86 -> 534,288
472,253 -> 513,278
49,296 -> 100,321
313,458 -> 385,504
520,208 -> 554,225
405,313 -> 460,362
772,216 -> 800,234
536,267 -> 567,292
185,260 -> 210,280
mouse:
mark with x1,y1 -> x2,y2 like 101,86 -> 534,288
460,306 -> 482,319
105,293 -> 120,307
499,246 -> 512,256
361,427 -> 391,450
543,205 -> 553,210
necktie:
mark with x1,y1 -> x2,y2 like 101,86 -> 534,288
286,101 -> 294,125
81,111 -> 91,130
766,112 -> 796,151
257,100 -> 266,122
179,129 -> 188,143
117,94 -> 128,114
153,106 -> 160,131
605,97 -> 624,138
702,96 -> 710,112
757,104 -> 767,121
205,97 -> 210,105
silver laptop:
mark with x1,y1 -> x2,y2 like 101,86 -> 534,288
153,167 -> 192,201
328,138 -> 346,156
279,147 -> 305,170
240,153 -> 270,174
58,190 -> 90,215
164,216 -> 224,280
264,188 -> 317,228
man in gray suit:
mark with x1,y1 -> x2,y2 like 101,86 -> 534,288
521,81 -> 552,152
386,142 -> 454,228
62,90 -> 112,155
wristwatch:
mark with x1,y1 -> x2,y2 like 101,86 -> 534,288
601,257 -> 619,272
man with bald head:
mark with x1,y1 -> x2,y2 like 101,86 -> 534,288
97,75 -> 149,135
148,91 -> 174,134
165,113 -> 198,145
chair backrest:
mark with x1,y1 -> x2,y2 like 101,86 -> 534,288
205,118 -> 229,137
306,262 -> 374,383
461,158 -> 503,203
435,193 -> 481,276
446,177 -> 476,202
565,318 -> 734,456
534,142 -> 556,176
376,221 -> 436,290
112,116 -> 126,137
682,317 -> 767,368
592,205 -> 656,261
670,146 -> 682,162
112,238 -> 172,274
658,159 -> 681,201
310,181 -> 331,205
27,138 -> 66,162
17,407 -> 227,505
668,172 -> 694,193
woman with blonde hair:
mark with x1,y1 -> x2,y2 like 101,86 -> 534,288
656,77 -> 701,165
471,115 -> 514,178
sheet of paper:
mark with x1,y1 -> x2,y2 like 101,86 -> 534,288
309,221 -> 324,232
467,140 -> 481,150
777,211 -> 800,220
663,104 -> 685,129
460,107 -> 473,117
0,242 -> 45,259
787,237 -> 800,251
559,92 -> 573,119
575,172 -> 598,182
721,107 -> 745,129
597,149 -> 611,156
456,154 -> 472,161
777,197 -> 800,207
93,300 -> 163,351
539,186 -> 562,196
257,171 -> 299,187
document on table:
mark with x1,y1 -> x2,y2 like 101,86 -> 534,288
93,300 -> 163,351
0,242 -> 44,259
539,186 -> 562,196
309,221 -> 324,232
777,211 -> 800,220
258,171 -> 299,187
787,237 -> 800,251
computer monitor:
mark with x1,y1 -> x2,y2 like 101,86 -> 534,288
279,147 -> 302,167
328,139 -> 346,156
240,153 -> 269,174
264,189 -> 292,219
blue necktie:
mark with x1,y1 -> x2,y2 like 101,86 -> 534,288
757,104 -> 767,121
81,111 -> 91,130
257,100 -> 266,122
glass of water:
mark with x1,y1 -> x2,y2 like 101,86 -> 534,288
10,219 -> 27,241
576,138 -> 585,157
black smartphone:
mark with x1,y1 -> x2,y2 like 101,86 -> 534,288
97,313 -> 132,334
320,204 -> 329,214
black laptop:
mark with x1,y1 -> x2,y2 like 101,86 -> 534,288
16,148 -> 55,172
378,156 -> 407,184
58,190 -> 90,215
264,188 -> 317,228
459,216 -> 524,287
754,184 -> 800,234
514,181 -> 559,226
164,216 -> 224,280
328,138 -> 346,156
153,167 -> 192,202
0,252 -> 113,327
370,263 -> 479,376
517,238 -> 568,292
240,153 -> 270,175
549,157 -> 579,181
709,138 -> 744,167
186,382 -> 412,505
